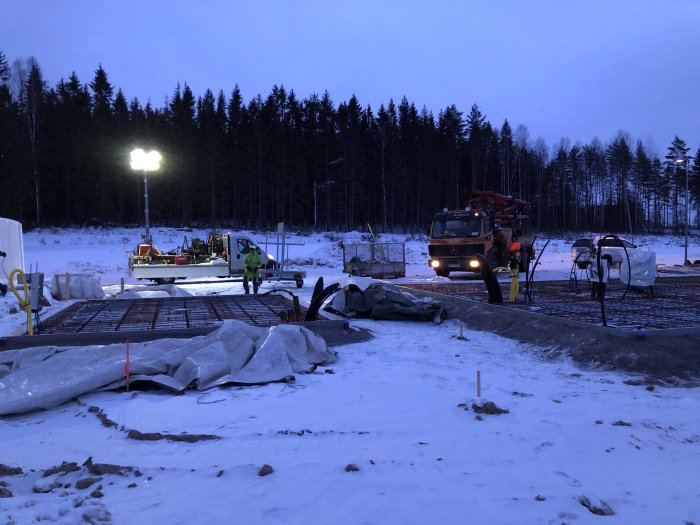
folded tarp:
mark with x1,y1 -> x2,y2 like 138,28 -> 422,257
328,282 -> 445,323
0,320 -> 336,416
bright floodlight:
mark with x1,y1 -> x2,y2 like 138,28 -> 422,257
130,149 -> 162,171
675,158 -> 686,164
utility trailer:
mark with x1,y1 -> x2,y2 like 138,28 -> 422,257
129,232 -> 305,287
343,242 -> 406,278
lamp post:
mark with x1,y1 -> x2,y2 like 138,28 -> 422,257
675,157 -> 690,264
130,149 -> 162,243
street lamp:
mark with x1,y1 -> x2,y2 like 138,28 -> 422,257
130,149 -> 162,243
675,157 -> 690,265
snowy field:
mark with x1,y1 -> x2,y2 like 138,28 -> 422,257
1,227 -> 699,524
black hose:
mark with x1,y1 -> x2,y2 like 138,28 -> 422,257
592,234 -> 632,326
525,239 -> 550,303
476,253 -> 503,304
304,283 -> 341,321
569,251 -> 592,293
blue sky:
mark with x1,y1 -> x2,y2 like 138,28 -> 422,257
5,0 -> 699,155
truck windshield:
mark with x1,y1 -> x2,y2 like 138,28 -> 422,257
431,217 -> 482,238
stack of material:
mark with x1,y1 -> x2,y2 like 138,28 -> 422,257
51,273 -> 105,300
0,320 -> 336,416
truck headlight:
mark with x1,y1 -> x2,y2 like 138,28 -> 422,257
430,260 -> 440,268
469,259 -> 480,269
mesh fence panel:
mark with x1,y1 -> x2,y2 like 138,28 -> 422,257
344,243 -> 404,263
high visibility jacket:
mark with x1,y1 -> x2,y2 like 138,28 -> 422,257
243,251 -> 262,279
508,240 -> 521,254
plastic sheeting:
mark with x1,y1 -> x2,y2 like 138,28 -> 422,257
328,281 -> 445,323
51,273 -> 106,300
620,249 -> 656,288
0,217 -> 24,285
0,319 -> 336,416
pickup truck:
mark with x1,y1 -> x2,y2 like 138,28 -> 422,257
128,233 -> 305,287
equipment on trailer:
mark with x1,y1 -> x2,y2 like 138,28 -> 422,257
428,189 -> 534,277
343,242 -> 406,278
129,232 -> 305,287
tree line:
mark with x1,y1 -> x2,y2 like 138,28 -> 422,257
1,52 -> 698,235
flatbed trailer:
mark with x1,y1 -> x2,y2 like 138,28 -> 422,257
129,233 -> 305,287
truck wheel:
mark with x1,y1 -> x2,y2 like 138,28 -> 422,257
435,268 -> 450,278
485,248 -> 500,270
296,280 -> 303,289
155,277 -> 176,285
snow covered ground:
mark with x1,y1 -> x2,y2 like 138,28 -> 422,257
1,227 -> 699,524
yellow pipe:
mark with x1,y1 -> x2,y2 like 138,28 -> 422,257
509,267 -> 520,303
9,268 -> 33,336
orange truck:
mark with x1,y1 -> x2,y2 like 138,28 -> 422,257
428,190 -> 534,277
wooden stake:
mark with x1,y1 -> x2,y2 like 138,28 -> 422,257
293,295 -> 302,322
125,340 -> 130,392
64,273 -> 71,300
120,277 -> 125,293
476,370 -> 481,398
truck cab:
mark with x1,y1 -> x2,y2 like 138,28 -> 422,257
230,236 -> 278,274
428,190 -> 534,277
428,208 -> 497,276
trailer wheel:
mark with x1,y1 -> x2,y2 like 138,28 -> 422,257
155,277 -> 176,285
296,280 -> 304,289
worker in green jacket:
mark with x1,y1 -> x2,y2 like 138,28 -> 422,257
243,246 -> 263,294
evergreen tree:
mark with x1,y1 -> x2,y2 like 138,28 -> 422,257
89,64 -> 115,221
691,147 -> 700,230
226,85 -> 245,224
663,136 -> 690,232
56,72 -> 91,222
169,83 -> 197,225
499,119 -> 513,195
0,50 -> 10,84
606,133 -> 634,233
466,104 -> 486,189
24,60 -> 45,226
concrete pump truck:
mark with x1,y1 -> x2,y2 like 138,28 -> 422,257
428,190 -> 534,277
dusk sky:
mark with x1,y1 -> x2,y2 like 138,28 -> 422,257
5,0 -> 700,155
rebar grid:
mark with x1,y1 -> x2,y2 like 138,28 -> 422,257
39,295 -> 303,334
403,276 -> 700,331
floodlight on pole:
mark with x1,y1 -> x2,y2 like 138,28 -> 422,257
675,157 -> 690,265
130,149 -> 162,243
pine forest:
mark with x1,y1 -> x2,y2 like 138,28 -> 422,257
1,55 -> 698,235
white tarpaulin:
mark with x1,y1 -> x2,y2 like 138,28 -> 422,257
620,249 -> 656,288
51,273 -> 106,300
0,320 -> 336,416
0,217 -> 24,284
